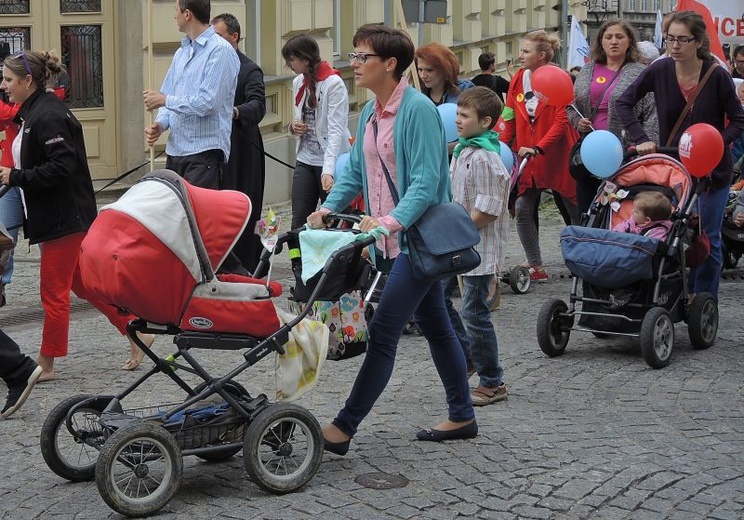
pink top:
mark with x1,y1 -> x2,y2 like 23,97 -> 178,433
612,216 -> 672,241
362,77 -> 408,259
589,63 -> 619,131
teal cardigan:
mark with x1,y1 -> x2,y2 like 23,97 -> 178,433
322,86 -> 451,254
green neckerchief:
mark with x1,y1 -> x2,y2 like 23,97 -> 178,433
453,130 -> 501,158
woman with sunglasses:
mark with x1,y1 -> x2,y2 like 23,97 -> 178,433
306,25 -> 476,454
617,11 -> 744,301
282,34 -> 351,230
0,51 -> 154,380
498,30 -> 579,283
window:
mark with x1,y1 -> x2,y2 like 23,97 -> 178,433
628,0 -> 636,11
61,25 -> 103,108
60,0 -> 101,13
0,1 -> 29,15
639,0 -> 648,11
0,27 -> 30,54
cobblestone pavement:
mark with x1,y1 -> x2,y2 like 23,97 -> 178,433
1,199 -> 743,519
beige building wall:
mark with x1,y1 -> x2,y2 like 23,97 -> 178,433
2,0 -> 586,203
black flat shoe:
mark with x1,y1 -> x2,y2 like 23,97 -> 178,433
416,420 -> 478,442
323,438 -> 350,456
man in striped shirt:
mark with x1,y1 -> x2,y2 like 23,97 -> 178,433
144,0 -> 239,190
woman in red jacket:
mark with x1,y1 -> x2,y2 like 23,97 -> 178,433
0,98 -> 20,306
498,30 -> 578,282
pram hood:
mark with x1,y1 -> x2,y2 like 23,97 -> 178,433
595,154 -> 693,229
80,170 -> 283,333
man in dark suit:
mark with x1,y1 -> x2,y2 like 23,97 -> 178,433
213,13 -> 267,273
471,52 -> 510,103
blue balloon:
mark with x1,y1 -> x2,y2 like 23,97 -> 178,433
436,102 -> 459,142
334,152 -> 350,182
579,130 -> 623,179
498,141 -> 514,171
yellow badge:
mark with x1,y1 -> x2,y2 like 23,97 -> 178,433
516,93 -> 524,102
596,76 -> 607,84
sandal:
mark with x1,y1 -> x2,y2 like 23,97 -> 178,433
470,384 -> 508,406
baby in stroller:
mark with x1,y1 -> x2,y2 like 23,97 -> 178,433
722,177 -> 744,269
39,170 -> 377,517
537,153 -> 719,369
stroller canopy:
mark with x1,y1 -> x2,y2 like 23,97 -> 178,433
80,170 -> 253,326
603,154 -> 693,229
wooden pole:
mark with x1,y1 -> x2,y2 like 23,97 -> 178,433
147,0 -> 155,171
394,0 -> 421,90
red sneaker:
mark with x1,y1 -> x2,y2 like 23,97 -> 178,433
529,267 -> 549,282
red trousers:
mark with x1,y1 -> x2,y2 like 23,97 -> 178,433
40,232 -> 133,358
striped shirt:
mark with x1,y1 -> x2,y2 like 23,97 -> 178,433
155,26 -> 239,161
450,146 -> 511,275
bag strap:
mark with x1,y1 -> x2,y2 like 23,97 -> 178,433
370,114 -> 400,205
665,63 -> 718,147
587,65 -> 623,121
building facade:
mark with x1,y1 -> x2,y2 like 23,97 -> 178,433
1,0 -> 586,204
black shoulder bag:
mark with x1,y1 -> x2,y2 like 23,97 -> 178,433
370,116 -> 481,281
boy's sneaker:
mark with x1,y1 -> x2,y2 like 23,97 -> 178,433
2,365 -> 43,419
529,267 -> 549,282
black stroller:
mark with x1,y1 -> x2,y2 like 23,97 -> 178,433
536,153 -> 719,369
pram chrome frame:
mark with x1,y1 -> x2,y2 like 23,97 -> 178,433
40,222 -> 376,517
537,153 -> 719,369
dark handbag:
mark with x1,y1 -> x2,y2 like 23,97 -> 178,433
406,202 -> 481,281
568,135 -> 591,182
0,222 -> 14,251
686,215 -> 710,269
370,116 -> 481,281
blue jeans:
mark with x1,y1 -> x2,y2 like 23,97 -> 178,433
689,184 -> 727,300
461,274 -> 504,388
444,276 -> 473,364
333,254 -> 474,437
0,187 -> 23,286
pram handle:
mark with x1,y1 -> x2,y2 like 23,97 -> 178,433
624,146 -> 678,160
322,212 -> 363,225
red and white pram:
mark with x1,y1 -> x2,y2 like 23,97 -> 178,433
40,170 -> 376,517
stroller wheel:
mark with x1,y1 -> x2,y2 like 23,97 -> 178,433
640,307 -> 674,369
40,394 -> 111,482
687,292 -> 718,350
96,422 -> 183,517
536,299 -> 572,357
243,403 -> 323,494
509,266 -> 531,294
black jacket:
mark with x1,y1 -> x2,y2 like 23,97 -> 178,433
10,89 -> 97,244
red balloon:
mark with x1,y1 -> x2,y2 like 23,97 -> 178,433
531,65 -> 574,107
678,123 -> 724,178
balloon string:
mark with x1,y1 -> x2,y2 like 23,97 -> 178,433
570,104 -> 596,132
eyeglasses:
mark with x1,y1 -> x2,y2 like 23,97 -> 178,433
13,50 -> 32,75
664,35 -> 696,45
348,52 -> 381,64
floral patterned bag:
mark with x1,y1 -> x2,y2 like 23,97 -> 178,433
290,291 -> 369,361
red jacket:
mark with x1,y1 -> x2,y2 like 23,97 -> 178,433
0,101 -> 20,168
498,67 -> 577,203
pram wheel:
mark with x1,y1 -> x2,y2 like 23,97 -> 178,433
687,292 -> 718,350
96,421 -> 183,517
640,307 -> 674,369
40,394 -> 110,482
243,403 -> 323,494
509,266 -> 531,294
537,299 -> 573,357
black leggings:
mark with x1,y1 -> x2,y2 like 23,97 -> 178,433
291,161 -> 327,230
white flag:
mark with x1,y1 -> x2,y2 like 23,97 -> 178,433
568,15 -> 590,70
654,10 -> 664,48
